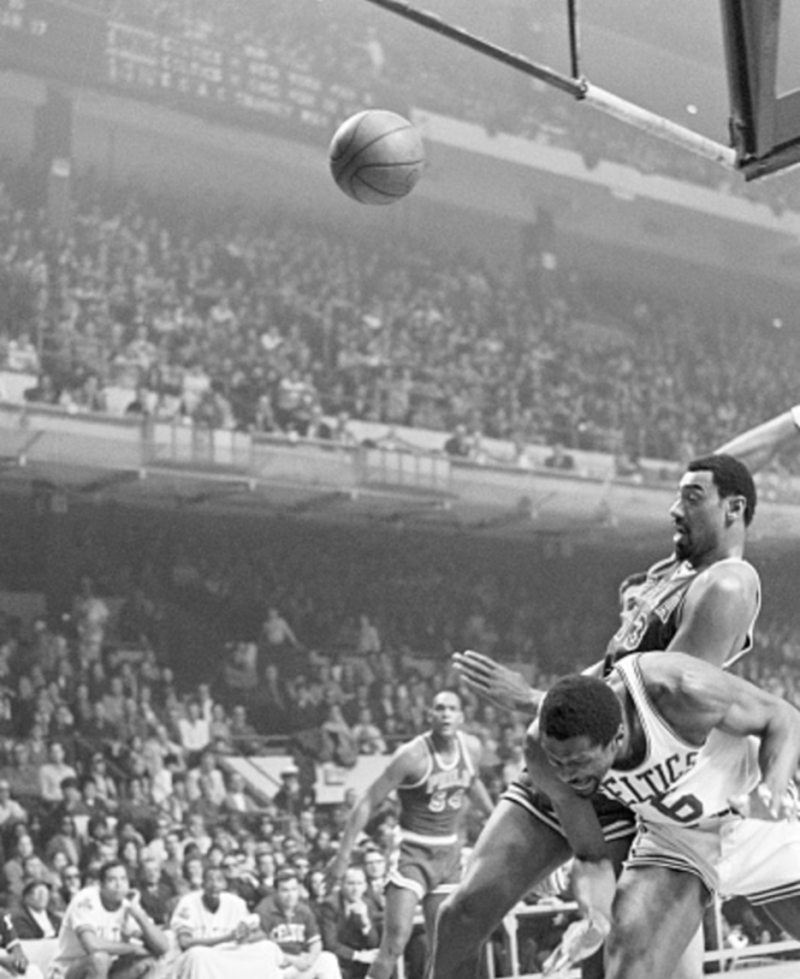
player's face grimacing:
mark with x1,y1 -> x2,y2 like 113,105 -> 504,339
430,693 -> 463,736
540,733 -> 620,797
670,470 -> 726,564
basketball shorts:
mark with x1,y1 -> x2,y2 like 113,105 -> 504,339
625,815 -> 800,905
388,830 -> 463,901
502,777 -> 637,842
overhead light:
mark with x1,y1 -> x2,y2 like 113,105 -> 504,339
686,104 -> 699,115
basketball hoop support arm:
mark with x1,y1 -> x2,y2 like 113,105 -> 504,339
362,0 -> 738,170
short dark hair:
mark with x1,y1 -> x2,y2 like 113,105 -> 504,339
618,571 -> 648,603
688,454 -> 757,527
540,675 -> 622,746
98,860 -> 128,885
275,868 -> 298,887
433,688 -> 462,709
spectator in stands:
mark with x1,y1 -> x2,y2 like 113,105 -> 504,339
71,577 -> 111,666
443,425 -> 471,458
45,813 -> 83,868
3,832 -> 36,901
38,742 -> 77,805
543,442 -> 575,471
187,752 -> 226,808
221,771 -> 259,818
228,706 -> 259,755
320,706 -> 358,769
170,864 -> 282,979
7,331 -> 40,375
87,754 -> 119,812
361,849 -> 387,920
355,617 -> 380,658
0,905 -> 42,979
350,709 -> 387,756
260,608 -> 302,677
0,743 -> 40,803
272,765 -> 312,820
178,702 -> 211,767
55,865 -> 82,913
136,853 -> 178,927
255,868 -> 341,979
51,859 -> 168,979
12,879 -> 62,940
0,779 -> 28,833
319,864 -> 381,979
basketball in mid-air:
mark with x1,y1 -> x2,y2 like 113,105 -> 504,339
329,110 -> 425,205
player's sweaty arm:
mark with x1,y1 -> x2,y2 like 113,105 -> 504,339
646,652 -> 800,817
714,404 -> 800,474
523,720 -> 615,925
326,743 -> 421,884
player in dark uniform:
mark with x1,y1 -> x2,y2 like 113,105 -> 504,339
327,690 -> 492,979
429,452 -> 780,979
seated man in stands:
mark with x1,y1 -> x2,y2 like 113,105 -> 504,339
171,864 -> 282,979
0,902 -> 43,979
49,859 -> 169,979
12,879 -> 62,940
319,864 -> 381,979
0,779 -> 28,834
256,868 -> 341,979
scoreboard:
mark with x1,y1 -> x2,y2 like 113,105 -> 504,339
0,0 -> 375,138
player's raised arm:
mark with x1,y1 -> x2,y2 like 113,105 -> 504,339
714,404 -> 800,474
643,652 -> 800,816
523,723 -> 616,927
326,739 -> 424,886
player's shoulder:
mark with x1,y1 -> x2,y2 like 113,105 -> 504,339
387,733 -> 430,779
690,557 -> 759,600
458,730 -> 484,762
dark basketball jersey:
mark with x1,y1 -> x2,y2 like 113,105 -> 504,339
603,555 -> 761,675
397,731 -> 475,838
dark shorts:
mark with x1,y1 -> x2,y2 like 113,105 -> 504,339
388,832 -> 463,900
502,777 -> 637,842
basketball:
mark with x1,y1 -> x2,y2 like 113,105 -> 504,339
329,110 -> 425,205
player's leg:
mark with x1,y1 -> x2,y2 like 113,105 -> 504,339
428,799 -> 573,979
605,867 -> 706,979
367,883 -> 420,979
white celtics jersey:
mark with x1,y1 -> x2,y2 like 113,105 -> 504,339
599,655 -> 760,827
54,887 -> 141,967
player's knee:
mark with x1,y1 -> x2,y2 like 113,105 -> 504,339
436,887 -> 487,936
604,920 -> 650,978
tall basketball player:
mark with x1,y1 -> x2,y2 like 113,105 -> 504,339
327,690 -> 492,979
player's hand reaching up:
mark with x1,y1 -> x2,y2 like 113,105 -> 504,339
452,650 -> 541,715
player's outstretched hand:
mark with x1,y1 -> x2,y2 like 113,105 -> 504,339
542,914 -> 610,976
452,650 -> 540,714
729,782 -> 799,821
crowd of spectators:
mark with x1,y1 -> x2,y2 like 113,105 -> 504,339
2,161 -> 800,476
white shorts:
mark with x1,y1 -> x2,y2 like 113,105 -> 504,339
626,816 -> 800,905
